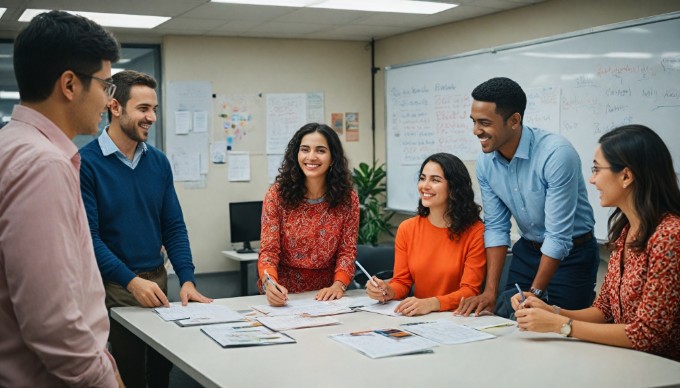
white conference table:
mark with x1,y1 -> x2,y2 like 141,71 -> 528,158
111,290 -> 680,388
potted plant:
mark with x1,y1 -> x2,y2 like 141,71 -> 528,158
352,161 -> 395,246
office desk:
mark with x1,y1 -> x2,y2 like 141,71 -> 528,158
112,290 -> 680,388
221,250 -> 258,296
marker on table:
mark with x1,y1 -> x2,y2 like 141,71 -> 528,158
515,283 -> 526,304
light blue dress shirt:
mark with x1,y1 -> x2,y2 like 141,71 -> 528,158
97,126 -> 147,169
476,125 -> 595,260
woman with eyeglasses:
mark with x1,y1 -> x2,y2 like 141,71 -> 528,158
511,124 -> 680,361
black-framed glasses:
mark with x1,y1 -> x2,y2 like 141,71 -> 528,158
591,166 -> 612,174
74,72 -> 116,99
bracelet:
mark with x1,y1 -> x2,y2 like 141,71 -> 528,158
335,281 -> 347,292
553,305 -> 561,315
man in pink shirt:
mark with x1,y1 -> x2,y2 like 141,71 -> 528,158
0,11 -> 123,387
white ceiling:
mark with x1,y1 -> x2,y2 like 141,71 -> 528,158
0,0 -> 547,41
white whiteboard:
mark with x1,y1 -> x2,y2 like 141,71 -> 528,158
385,13 -> 680,241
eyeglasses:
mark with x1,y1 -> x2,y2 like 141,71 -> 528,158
591,166 -> 612,174
74,72 -> 117,99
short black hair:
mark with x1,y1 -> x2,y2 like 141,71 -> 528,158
471,77 -> 527,124
14,10 -> 120,102
108,70 -> 157,122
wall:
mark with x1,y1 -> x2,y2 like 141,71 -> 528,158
163,36 -> 372,272
373,0 -> 680,244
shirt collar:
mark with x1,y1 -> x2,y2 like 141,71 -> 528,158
10,105 -> 79,162
97,125 -> 147,156
492,125 -> 532,162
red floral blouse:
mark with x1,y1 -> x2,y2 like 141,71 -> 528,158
593,213 -> 680,361
257,185 -> 359,293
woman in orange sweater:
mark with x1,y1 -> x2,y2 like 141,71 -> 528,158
366,153 -> 486,316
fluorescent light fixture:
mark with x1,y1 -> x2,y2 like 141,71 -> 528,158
211,0 -> 311,6
19,9 -> 170,29
210,0 -> 457,14
312,0 -> 456,14
112,68 -> 126,75
0,8 -> 7,19
0,91 -> 21,100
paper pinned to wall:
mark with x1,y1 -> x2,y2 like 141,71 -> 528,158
172,152 -> 201,181
166,82 -> 211,175
265,92 -> 324,154
193,110 -> 208,133
228,151 -> 251,182
211,141 -> 226,164
174,111 -> 191,135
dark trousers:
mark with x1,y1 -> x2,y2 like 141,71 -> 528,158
495,236 -> 599,318
105,266 -> 173,388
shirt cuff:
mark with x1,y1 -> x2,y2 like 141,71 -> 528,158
334,271 -> 352,288
483,229 -> 511,249
540,237 -> 571,260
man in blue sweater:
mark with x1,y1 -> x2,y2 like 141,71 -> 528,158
80,70 -> 212,388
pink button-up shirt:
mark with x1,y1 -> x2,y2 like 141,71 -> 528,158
0,105 -> 117,387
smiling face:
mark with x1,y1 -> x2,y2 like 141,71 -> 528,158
74,60 -> 113,137
470,100 -> 521,160
589,145 -> 631,208
297,131 -> 332,181
418,161 -> 449,212
115,84 -> 157,143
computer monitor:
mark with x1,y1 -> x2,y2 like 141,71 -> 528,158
229,201 -> 263,254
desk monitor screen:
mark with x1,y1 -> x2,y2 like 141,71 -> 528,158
229,201 -> 263,254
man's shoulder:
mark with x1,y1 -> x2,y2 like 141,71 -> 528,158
78,138 -> 102,159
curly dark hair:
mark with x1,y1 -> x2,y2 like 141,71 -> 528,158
471,77 -> 527,124
417,153 -> 482,240
275,123 -> 353,209
599,124 -> 680,251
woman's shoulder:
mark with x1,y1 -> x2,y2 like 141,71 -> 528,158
654,213 -> 680,237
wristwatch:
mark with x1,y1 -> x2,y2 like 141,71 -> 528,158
560,319 -> 573,337
530,287 -> 545,299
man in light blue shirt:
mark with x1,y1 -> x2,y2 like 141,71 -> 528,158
456,77 -> 598,318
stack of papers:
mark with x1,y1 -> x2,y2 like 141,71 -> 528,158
201,322 -> 296,348
330,328 -> 437,359
153,303 -> 245,327
250,299 -> 353,317
256,315 -> 340,331
400,319 -> 495,345
450,314 -> 516,330
357,300 -> 402,316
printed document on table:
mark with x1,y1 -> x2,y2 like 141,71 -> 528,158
401,319 -> 495,345
329,296 -> 379,309
450,314 -> 516,330
251,299 -> 353,317
330,330 -> 437,359
154,303 -> 245,326
256,315 -> 340,331
357,300 -> 402,316
201,322 -> 296,348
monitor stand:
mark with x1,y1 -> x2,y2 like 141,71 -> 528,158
236,241 -> 257,254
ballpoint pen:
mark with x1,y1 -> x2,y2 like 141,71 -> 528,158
515,283 -> 526,304
355,261 -> 387,303
264,269 -> 287,301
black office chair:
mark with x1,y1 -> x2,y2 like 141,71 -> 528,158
349,244 -> 395,289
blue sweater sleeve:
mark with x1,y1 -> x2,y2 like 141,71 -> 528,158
80,150 -> 137,287
159,157 -> 195,286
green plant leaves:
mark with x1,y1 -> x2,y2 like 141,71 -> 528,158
352,161 -> 394,246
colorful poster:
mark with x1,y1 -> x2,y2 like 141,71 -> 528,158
345,112 -> 359,142
331,112 -> 344,134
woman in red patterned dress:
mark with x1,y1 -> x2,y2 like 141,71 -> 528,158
510,124 -> 680,361
258,123 -> 359,306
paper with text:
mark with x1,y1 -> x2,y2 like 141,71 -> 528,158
401,319 -> 495,345
256,315 -> 339,331
330,330 -> 436,359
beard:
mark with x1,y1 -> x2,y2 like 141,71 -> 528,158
119,112 -> 149,143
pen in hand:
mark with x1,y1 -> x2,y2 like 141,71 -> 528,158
515,283 -> 526,307
264,269 -> 287,302
355,261 -> 387,303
